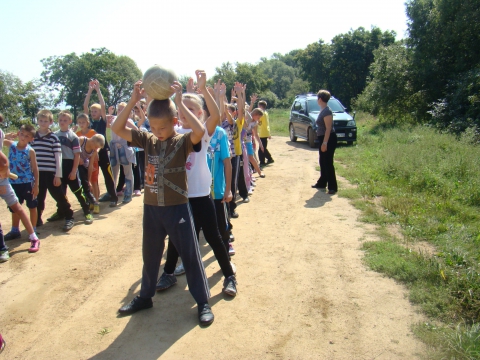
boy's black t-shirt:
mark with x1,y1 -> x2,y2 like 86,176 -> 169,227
89,116 -> 109,149
90,116 -> 107,136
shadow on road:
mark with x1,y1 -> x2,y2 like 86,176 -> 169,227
284,140 -> 318,152
304,191 -> 333,208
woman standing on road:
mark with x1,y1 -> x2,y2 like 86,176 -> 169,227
311,90 -> 338,194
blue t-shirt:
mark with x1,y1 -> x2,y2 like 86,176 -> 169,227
207,127 -> 231,200
9,142 -> 35,184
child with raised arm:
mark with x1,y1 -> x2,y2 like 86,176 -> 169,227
113,78 -> 214,326
76,113 -> 100,213
156,72 -> 237,297
48,111 -> 93,225
32,110 -> 75,231
83,79 -> 118,207
3,125 -> 40,243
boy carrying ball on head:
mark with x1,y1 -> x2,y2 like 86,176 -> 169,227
113,77 -> 214,326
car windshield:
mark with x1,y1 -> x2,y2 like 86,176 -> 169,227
307,98 -> 345,113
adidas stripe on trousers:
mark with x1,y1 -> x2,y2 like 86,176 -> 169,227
140,203 -> 210,304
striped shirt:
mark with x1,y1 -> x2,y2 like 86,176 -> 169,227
32,131 -> 62,173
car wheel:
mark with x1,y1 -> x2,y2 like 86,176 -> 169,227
347,141 -> 354,146
308,128 -> 316,148
289,124 -> 297,142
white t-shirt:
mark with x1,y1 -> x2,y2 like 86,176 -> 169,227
176,126 -> 212,198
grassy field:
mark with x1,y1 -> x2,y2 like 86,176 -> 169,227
334,113 -> 480,359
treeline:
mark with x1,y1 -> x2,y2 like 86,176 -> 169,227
357,0 -> 480,134
1,0 -> 478,133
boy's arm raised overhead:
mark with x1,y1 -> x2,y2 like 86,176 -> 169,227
196,70 -> 220,136
111,81 -> 144,142
172,81 -> 204,145
83,81 -> 93,114
94,80 -> 107,120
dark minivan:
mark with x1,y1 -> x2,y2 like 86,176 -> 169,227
289,94 -> 357,147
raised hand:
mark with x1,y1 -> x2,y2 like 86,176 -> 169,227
131,80 -> 145,103
186,77 -> 195,93
250,93 -> 258,105
213,79 -> 221,96
220,82 -> 226,96
93,79 -> 100,91
171,81 -> 183,107
195,70 -> 207,90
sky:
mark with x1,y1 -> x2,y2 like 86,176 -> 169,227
0,0 -> 409,83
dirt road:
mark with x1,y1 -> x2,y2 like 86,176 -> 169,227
0,137 -> 425,359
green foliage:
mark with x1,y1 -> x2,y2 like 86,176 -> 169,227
267,108 -> 290,137
295,27 -> 395,109
359,0 -> 480,129
0,70 -> 43,127
355,42 -> 417,123
41,48 -> 142,118
335,116 -> 480,356
336,113 -> 480,359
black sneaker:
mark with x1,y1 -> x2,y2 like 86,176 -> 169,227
198,303 -> 214,326
266,159 -> 275,165
63,218 -> 74,232
223,275 -> 238,297
109,201 -> 118,208
47,212 -> 63,222
230,212 -> 239,219
36,218 -> 43,227
4,231 -> 21,241
99,193 -> 111,202
118,296 -> 153,315
156,272 -> 177,291
311,184 -> 326,189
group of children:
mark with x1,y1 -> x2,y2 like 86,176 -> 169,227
0,71 -> 274,328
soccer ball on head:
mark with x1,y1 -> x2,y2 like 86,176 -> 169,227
142,65 -> 177,100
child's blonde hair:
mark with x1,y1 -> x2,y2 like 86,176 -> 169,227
251,108 -> 264,117
58,110 -> 72,120
183,93 -> 206,121
37,109 -> 54,122
147,99 -> 177,121
90,103 -> 101,111
91,134 -> 105,148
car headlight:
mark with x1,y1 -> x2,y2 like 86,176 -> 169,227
346,120 -> 356,127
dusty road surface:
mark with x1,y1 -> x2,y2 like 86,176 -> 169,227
0,137 -> 426,359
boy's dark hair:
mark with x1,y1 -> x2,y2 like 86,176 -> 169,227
147,99 -> 177,121
0,113 -> 3,123
77,113 -> 90,122
20,124 -> 36,137
258,100 -> 267,108
251,108 -> 264,117
317,90 -> 331,103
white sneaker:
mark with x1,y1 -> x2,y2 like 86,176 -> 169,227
0,250 -> 10,262
229,243 -> 236,256
174,262 -> 185,276
230,261 -> 237,275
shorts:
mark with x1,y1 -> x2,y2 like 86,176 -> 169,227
0,183 -> 19,207
9,183 -> 38,212
245,142 -> 254,156
91,159 -> 99,183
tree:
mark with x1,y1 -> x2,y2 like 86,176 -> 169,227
0,70 -> 43,127
41,48 -> 142,118
295,40 -> 332,92
329,27 -> 396,108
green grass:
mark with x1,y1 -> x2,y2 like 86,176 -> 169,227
268,108 -> 290,137
334,112 -> 480,358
